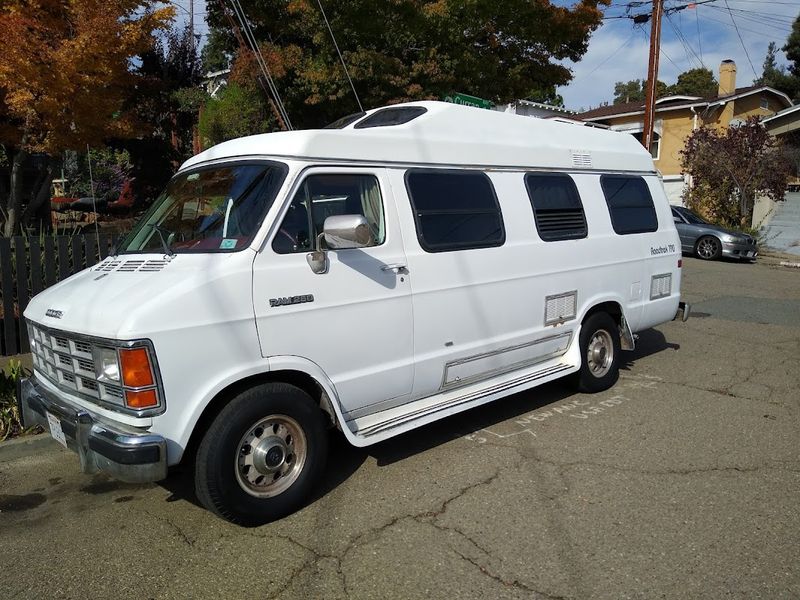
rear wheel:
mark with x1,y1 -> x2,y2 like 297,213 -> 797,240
695,235 -> 722,260
574,312 -> 621,393
195,382 -> 328,526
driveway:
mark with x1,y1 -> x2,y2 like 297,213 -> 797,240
1,256 -> 799,599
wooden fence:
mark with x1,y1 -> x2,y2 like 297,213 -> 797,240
0,233 -> 118,356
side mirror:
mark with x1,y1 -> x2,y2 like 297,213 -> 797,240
323,215 -> 375,250
306,249 -> 328,275
673,216 -> 682,224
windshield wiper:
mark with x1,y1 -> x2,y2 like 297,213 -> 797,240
146,224 -> 175,257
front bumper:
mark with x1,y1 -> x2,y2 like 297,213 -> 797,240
19,377 -> 167,483
721,240 -> 758,260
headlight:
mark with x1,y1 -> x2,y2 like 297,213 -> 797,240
96,347 -> 120,382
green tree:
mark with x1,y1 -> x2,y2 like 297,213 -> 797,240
758,41 -> 800,100
198,83 -> 274,148
612,79 -> 667,104
207,0 -> 610,129
667,67 -> 718,98
784,13 -> 800,79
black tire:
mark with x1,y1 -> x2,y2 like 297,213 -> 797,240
573,312 -> 621,393
195,382 -> 328,526
695,235 -> 722,260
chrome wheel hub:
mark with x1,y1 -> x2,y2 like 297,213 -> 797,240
235,415 -> 306,498
587,329 -> 614,378
698,238 -> 718,259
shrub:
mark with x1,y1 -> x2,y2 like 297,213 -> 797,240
0,359 -> 32,441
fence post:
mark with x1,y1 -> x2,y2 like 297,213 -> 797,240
13,236 -> 29,353
0,237 -> 17,355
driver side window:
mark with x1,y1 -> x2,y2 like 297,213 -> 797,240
272,173 -> 386,254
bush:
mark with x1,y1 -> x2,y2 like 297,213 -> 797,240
0,359 -> 33,441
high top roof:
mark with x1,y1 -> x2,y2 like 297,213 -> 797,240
182,101 -> 655,174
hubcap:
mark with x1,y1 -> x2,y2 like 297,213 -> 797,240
698,238 -> 718,259
235,415 -> 307,498
587,329 -> 614,378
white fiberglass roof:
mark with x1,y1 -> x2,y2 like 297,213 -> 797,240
181,101 -> 655,174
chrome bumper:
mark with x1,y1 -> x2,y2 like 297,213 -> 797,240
19,377 -> 168,483
674,301 -> 691,322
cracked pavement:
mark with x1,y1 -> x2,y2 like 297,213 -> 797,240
1,256 -> 799,599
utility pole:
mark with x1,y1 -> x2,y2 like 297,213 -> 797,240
642,0 -> 664,153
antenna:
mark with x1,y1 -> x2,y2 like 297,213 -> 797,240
86,145 -> 101,254
315,0 -> 364,113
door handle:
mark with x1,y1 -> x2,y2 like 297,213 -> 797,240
381,263 -> 407,273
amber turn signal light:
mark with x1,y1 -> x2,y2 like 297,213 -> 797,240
125,389 -> 158,409
119,347 -> 154,388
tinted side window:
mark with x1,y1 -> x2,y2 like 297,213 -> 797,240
600,175 -> 658,235
272,174 -> 385,254
525,173 -> 587,241
405,170 -> 505,252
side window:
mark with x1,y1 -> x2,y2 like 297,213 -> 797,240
600,175 -> 658,235
405,169 -> 505,252
272,174 -> 385,254
525,173 -> 587,241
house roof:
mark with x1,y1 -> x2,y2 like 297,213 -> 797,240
182,101 -> 655,174
575,86 -> 792,122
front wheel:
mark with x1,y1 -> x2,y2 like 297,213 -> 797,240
695,235 -> 722,260
573,312 -> 621,393
195,382 -> 328,526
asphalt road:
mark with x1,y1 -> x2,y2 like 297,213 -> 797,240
1,256 -> 799,599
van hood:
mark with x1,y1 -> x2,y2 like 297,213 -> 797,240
24,253 -> 255,339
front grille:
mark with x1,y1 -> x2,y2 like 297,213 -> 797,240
28,323 -> 125,407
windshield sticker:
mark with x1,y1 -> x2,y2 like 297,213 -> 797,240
220,239 -> 237,249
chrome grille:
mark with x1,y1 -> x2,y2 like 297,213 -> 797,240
28,323 -> 125,407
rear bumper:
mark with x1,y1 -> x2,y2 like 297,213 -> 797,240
19,377 -> 167,483
674,301 -> 691,322
721,240 -> 758,260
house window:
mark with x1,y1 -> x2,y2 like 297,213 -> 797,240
631,131 -> 660,160
760,98 -> 770,110
600,175 -> 658,235
405,169 -> 505,252
524,173 -> 587,241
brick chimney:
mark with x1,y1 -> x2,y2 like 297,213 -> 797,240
718,60 -> 737,97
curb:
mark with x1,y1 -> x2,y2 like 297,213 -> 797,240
0,433 -> 60,463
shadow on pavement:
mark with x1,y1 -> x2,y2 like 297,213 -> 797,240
157,328 -> 678,508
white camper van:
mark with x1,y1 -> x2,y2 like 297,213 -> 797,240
20,102 -> 689,524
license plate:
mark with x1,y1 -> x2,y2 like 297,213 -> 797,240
46,412 -> 68,448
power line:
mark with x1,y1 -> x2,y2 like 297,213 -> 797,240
695,6 -> 703,66
315,0 -> 363,113
722,0 -> 757,79
583,29 -> 640,77
227,0 -> 293,129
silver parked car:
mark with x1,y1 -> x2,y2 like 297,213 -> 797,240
671,206 -> 757,261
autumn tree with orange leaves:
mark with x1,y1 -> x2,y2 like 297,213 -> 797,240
0,0 -> 173,235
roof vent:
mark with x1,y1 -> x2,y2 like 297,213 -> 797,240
571,150 -> 592,169
354,106 -> 428,129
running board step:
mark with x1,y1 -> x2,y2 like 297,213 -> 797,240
352,362 -> 574,440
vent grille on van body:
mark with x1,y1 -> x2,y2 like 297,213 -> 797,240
650,273 -> 672,300
94,258 -> 171,273
571,151 -> 592,169
534,209 -> 587,239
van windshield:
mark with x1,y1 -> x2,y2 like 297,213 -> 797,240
119,162 -> 287,254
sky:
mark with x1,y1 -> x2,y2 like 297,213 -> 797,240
169,0 -> 798,112
555,0 -> 800,111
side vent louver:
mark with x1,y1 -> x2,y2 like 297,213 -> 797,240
571,150 -> 592,169
93,258 -> 172,273
545,291 -> 577,326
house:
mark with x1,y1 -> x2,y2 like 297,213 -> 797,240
574,60 -> 794,204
